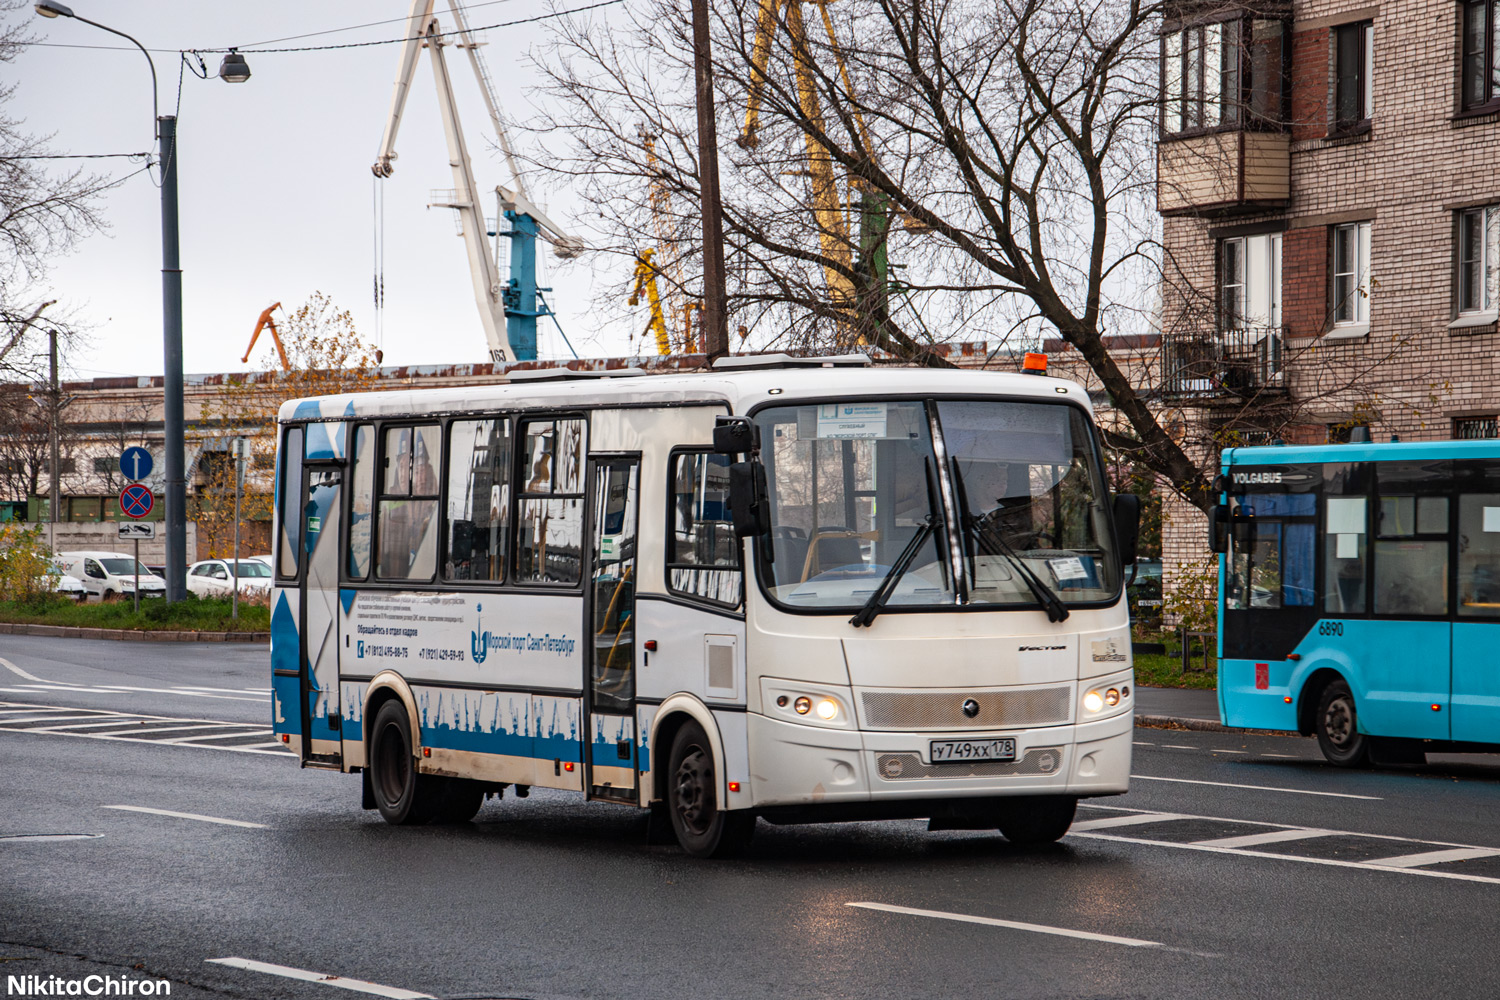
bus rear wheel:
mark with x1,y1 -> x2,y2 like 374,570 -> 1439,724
994,795 -> 1077,844
667,720 -> 754,859
1315,679 -> 1370,767
368,700 -> 447,825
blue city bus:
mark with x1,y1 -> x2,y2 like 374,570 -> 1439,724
1212,438 -> 1500,766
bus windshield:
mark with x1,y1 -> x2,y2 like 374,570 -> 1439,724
754,399 -> 1119,611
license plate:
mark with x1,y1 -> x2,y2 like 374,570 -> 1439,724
929,738 -> 1016,763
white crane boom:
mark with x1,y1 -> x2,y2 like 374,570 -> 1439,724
372,0 -> 434,179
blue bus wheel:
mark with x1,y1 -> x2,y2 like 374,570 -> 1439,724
1314,680 -> 1370,768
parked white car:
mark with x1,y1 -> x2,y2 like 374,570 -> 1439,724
185,559 -> 274,597
55,551 -> 167,600
51,561 -> 87,602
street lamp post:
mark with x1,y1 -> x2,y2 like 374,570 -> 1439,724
35,1 -> 247,602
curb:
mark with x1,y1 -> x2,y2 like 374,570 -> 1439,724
1136,714 -> 1295,738
0,622 -> 269,644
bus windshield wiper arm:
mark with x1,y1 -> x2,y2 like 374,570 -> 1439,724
849,516 -> 937,628
950,457 -> 1069,623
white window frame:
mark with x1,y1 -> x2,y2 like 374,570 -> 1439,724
1331,222 -> 1372,329
1163,21 -> 1237,134
1221,233 -> 1282,332
1458,205 -> 1500,317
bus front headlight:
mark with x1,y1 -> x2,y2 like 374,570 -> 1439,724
1083,690 -> 1105,713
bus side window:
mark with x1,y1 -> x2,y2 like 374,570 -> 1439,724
277,427 -> 303,580
668,450 -> 742,606
1324,496 -> 1368,614
446,417 -> 511,582
515,418 -> 585,585
376,424 -> 441,582
1374,495 -> 1449,616
347,424 -> 375,580
1457,494 -> 1500,616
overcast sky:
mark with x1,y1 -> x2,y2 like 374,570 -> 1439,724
14,0 -> 638,381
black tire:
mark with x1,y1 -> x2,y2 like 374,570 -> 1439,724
367,700 -> 445,825
102,589 -> 115,601
995,796 -> 1077,844
667,720 -> 755,858
1315,679 -> 1370,767
429,780 -> 485,824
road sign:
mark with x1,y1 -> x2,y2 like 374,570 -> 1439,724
117,521 -> 156,540
119,484 -> 154,519
120,446 -> 154,482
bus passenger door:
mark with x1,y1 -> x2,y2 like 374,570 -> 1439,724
299,463 -> 343,765
584,457 -> 640,803
1452,492 -> 1500,743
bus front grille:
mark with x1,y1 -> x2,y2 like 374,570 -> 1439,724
874,748 -> 1063,780
859,687 -> 1071,730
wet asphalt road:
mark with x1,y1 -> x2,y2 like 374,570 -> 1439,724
3,636 -> 1500,999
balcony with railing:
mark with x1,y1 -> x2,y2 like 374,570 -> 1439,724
1163,326 -> 1286,399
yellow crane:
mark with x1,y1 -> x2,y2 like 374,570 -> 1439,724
242,302 -> 290,371
628,251 -> 673,355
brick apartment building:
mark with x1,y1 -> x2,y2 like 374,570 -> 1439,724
1154,0 -> 1500,591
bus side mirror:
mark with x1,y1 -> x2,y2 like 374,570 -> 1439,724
1112,493 -> 1140,566
1210,504 -> 1230,554
713,416 -> 758,456
728,460 -> 772,541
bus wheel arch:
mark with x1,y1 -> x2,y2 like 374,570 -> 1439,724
1296,668 -> 1346,736
1308,674 -> 1371,768
649,697 -> 725,806
363,672 -> 421,761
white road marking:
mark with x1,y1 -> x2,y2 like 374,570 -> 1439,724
99,686 -> 269,703
88,724 -> 243,738
1161,745 -> 1195,749
1132,774 -> 1382,800
206,958 -> 433,999
0,714 -> 121,725
1071,807 -> 1500,885
173,685 -> 272,695
1261,753 -> 1300,758
0,706 -> 66,715
1132,741 -> 1155,746
1194,829 -> 1334,849
0,656 -> 47,683
162,729 -> 272,744
37,719 -> 158,731
846,902 -> 1167,950
1070,813 -> 1189,832
1209,749 -> 1247,754
102,805 -> 267,829
0,833 -> 104,843
1366,847 -> 1500,868
0,701 -> 292,756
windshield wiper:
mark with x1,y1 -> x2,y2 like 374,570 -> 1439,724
950,457 -> 1070,623
849,516 -> 937,628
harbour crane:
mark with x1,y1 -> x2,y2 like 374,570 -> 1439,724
372,0 -> 581,363
242,302 -> 289,370
738,0 -> 905,343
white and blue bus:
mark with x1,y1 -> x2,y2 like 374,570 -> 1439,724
270,355 -> 1140,856
1214,437 -> 1500,766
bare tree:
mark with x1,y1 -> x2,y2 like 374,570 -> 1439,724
530,0 -> 1243,505
0,0 -> 123,378
0,382 -> 74,505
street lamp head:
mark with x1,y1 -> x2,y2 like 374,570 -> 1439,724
218,50 -> 250,83
34,1 -> 74,17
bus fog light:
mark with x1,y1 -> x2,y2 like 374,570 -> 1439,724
794,696 -> 812,715
1083,690 -> 1104,713
815,698 -> 838,720
1104,688 -> 1120,707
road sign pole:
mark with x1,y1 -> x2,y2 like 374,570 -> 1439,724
231,437 -> 243,620
134,538 -> 140,614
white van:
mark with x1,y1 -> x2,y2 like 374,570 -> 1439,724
56,551 -> 167,600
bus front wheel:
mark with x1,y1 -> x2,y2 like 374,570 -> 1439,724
995,795 -> 1076,844
1315,680 -> 1370,767
667,720 -> 754,859
368,700 -> 448,825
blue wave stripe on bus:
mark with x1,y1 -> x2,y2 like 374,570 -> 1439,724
270,592 -> 297,675
272,672 -> 301,736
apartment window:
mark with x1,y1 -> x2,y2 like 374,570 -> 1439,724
1461,0 -> 1500,110
1164,20 -> 1243,132
1455,415 -> 1499,438
1331,222 -> 1372,326
1221,233 -> 1282,330
92,457 -> 111,474
1458,206 -> 1500,314
1333,21 -> 1374,130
